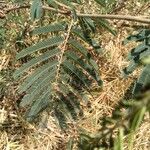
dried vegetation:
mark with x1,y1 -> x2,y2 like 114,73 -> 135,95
0,0 -> 150,149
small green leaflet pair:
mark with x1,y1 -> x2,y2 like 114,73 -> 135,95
123,29 -> 150,95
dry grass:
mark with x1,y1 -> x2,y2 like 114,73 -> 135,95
1,28 -> 149,150
0,107 -> 65,150
124,114 -> 150,150
132,117 -> 150,150
79,30 -> 136,131
0,1 -> 150,150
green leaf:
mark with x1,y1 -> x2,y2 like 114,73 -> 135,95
61,75 -> 89,102
18,60 -> 58,93
123,29 -> 150,45
31,0 -> 43,20
69,39 -> 90,58
95,19 -> 117,36
54,108 -> 67,130
139,48 -> 150,61
26,90 -> 50,122
36,1 -> 43,19
114,128 -> 124,150
63,61 -> 90,89
69,39 -> 99,71
58,83 -> 81,111
83,17 -> 96,33
58,92 -> 78,120
78,17 -> 102,54
65,51 -> 102,85
123,60 -> 139,76
14,48 -> 60,78
32,22 -> 66,35
123,29 -> 150,95
89,38 -> 102,54
72,28 -> 102,54
71,28 -> 87,42
127,44 -> 148,60
56,97 -> 73,120
31,0 -> 38,20
20,67 -> 56,107
130,106 -> 146,131
16,36 -> 64,59
133,64 -> 150,94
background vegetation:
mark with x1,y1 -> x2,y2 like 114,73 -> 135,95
0,0 -> 150,149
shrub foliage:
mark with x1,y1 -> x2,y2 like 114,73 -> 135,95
1,0 -> 150,149
13,0 -> 113,123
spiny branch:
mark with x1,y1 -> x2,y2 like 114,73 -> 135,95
1,4 -> 150,24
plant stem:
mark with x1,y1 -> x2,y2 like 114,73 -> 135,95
1,5 -> 150,24
55,19 -> 74,83
77,13 -> 150,24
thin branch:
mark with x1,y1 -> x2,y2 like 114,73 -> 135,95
77,13 -> 150,24
5,5 -> 70,15
117,23 -> 150,29
5,5 -> 30,13
1,4 -> 150,24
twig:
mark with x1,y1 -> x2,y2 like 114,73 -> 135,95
1,4 -> 150,24
5,5 -> 30,13
135,2 -> 150,15
77,14 -> 150,24
117,23 -> 150,29
5,5 -> 70,15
